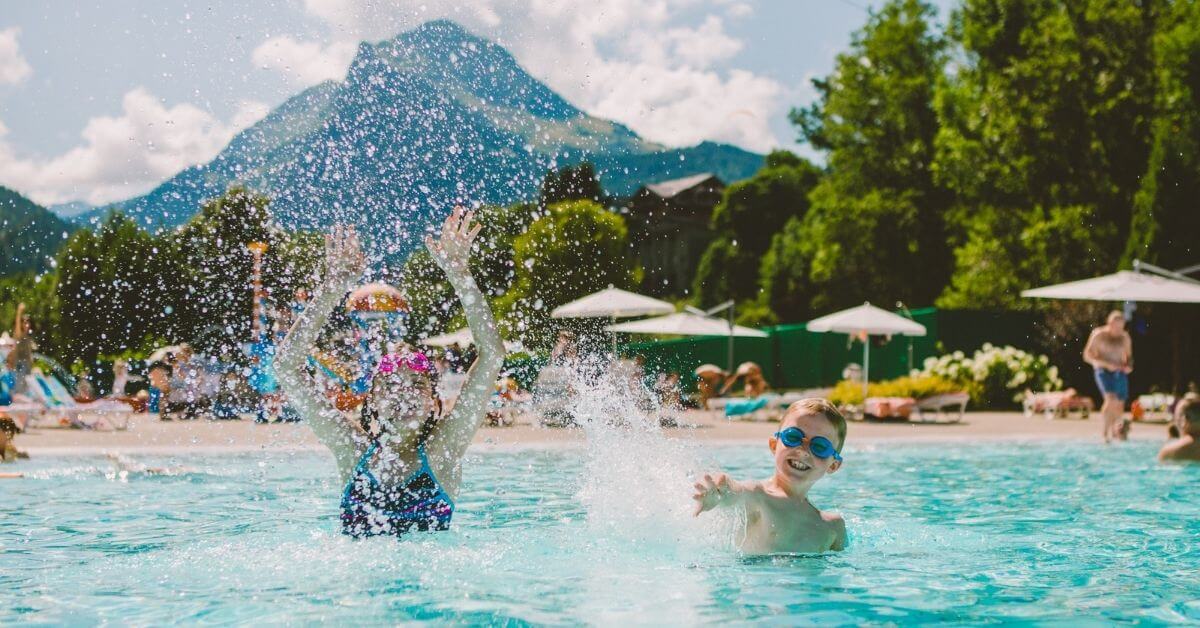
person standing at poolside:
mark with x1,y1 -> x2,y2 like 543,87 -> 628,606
6,303 -> 35,396
276,209 -> 505,538
1084,311 -> 1133,443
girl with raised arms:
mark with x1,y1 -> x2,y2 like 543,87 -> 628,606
276,208 -> 505,537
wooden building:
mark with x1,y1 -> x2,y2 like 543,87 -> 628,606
624,173 -> 725,297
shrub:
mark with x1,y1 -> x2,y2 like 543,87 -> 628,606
828,375 -> 964,407
917,343 -> 1063,408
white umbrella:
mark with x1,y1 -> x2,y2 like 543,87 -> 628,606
1021,270 -> 1200,303
550,287 -> 675,319
148,344 -> 184,363
420,328 -> 523,352
806,302 -> 927,397
605,312 -> 768,337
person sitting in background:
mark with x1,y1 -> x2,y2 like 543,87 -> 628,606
694,365 -> 727,410
719,362 -> 780,420
110,359 -> 130,397
1159,394 -> 1200,463
74,368 -> 97,402
720,362 -> 771,398
6,303 -> 35,397
0,416 -> 29,462
146,361 -> 172,416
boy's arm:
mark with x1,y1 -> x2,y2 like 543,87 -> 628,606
692,472 -> 760,516
828,513 -> 847,551
424,208 -> 506,464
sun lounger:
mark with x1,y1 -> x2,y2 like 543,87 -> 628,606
912,392 -> 970,424
1023,389 -> 1093,420
863,396 -> 915,420
1132,393 -> 1174,424
24,373 -> 134,430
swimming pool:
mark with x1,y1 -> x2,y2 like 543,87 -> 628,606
3,440 -> 1198,624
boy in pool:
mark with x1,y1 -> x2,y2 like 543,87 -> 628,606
692,398 -> 847,554
1159,394 -> 1200,463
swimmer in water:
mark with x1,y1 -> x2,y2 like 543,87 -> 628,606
276,209 -> 505,538
1159,394 -> 1200,463
693,398 -> 847,554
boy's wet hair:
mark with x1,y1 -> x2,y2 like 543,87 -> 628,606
1179,394 -> 1200,426
0,417 -> 18,436
782,398 -> 847,449
148,361 -> 172,376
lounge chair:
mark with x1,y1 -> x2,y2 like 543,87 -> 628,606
25,373 -> 134,430
1023,389 -> 1093,420
912,391 -> 970,424
1132,393 -> 1174,424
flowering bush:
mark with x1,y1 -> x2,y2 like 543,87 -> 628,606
917,344 -> 1063,408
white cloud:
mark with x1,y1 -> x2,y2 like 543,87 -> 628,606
0,89 -> 254,205
259,0 -> 784,152
0,27 -> 33,85
251,36 -> 358,87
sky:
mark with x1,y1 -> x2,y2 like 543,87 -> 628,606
0,0 -> 955,208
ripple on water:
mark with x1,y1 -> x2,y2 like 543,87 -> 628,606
2,442 -> 1198,624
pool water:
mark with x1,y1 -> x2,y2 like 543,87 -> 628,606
3,441 -> 1199,624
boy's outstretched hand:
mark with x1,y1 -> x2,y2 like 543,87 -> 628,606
425,206 -> 482,275
692,472 -> 735,516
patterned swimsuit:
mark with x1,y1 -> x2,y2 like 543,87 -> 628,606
340,441 -> 454,538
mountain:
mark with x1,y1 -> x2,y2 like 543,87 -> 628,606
0,186 -> 73,275
48,201 -> 97,220
103,20 -> 763,253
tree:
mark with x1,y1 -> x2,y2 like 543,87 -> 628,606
497,199 -> 639,346
53,212 -> 181,363
1123,0 -> 1200,269
936,0 -> 1162,306
691,151 -> 821,309
789,0 -> 951,312
540,162 -> 604,206
171,187 -> 320,353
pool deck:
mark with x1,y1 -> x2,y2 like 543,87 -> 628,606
12,409 -> 1169,456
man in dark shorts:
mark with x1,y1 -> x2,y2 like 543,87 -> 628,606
1083,311 -> 1133,443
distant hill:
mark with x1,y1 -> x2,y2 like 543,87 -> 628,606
48,201 -> 96,219
101,20 -> 762,253
0,186 -> 73,275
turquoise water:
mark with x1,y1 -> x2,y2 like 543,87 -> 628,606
3,441 -> 1199,624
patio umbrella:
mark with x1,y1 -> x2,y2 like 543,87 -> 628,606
806,302 -> 927,397
550,286 -> 675,319
419,328 -> 523,352
1021,270 -> 1200,303
552,286 -> 675,351
605,312 -> 768,337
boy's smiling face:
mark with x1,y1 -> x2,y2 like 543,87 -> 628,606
769,409 -> 843,491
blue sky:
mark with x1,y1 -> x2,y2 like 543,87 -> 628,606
0,0 -> 955,206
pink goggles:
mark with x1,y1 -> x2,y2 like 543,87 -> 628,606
376,351 -> 433,376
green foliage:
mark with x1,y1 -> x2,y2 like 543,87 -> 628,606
787,0 -> 952,313
936,0 -> 1161,304
497,199 -> 639,347
1123,1 -> 1200,268
52,211 -> 182,363
540,162 -> 604,206
692,150 -> 820,309
828,375 -> 965,407
918,344 -> 1064,408
0,186 -> 73,275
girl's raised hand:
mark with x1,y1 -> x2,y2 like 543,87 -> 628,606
425,206 -> 482,274
324,225 -> 366,288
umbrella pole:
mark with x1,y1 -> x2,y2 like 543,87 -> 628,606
727,305 -> 735,372
862,337 -> 870,400
611,314 -> 617,355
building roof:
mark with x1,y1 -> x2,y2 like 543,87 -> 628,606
643,172 -> 719,199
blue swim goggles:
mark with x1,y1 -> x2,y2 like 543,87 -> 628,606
774,427 -> 842,462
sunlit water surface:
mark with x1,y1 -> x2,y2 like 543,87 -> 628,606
3,441 -> 1198,624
